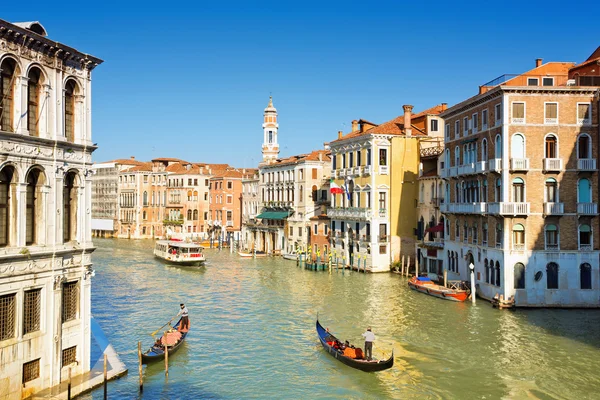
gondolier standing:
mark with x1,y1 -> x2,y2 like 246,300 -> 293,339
177,303 -> 189,331
362,327 -> 376,361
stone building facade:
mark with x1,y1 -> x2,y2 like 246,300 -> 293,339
0,20 -> 102,398
441,56 -> 600,307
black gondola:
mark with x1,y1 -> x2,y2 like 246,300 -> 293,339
316,318 -> 394,372
142,318 -> 189,363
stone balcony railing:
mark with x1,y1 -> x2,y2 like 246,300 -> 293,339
488,202 -> 530,215
578,158 -> 597,171
489,158 -> 502,173
544,202 -> 564,215
577,202 -> 598,215
361,165 -> 372,176
543,158 -> 562,171
510,158 -> 529,171
475,161 -> 488,173
327,207 -> 372,221
441,202 -> 486,214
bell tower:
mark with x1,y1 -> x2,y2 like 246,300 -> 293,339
262,96 -> 279,163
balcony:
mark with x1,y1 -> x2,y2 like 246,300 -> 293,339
446,166 -> 458,178
545,244 -> 559,251
331,170 -> 338,179
488,202 -> 530,215
578,158 -> 597,171
360,234 -> 371,242
475,161 -> 488,173
379,165 -> 389,175
577,202 -> 598,215
353,166 -> 361,176
443,202 -> 487,214
226,221 -> 234,227
327,207 -> 372,221
579,244 -> 593,251
489,158 -> 502,173
510,158 -> 529,171
377,235 -> 388,243
361,165 -> 372,176
378,208 -> 387,218
544,202 -> 564,215
458,163 -> 475,175
543,158 -> 562,172
512,244 -> 526,252
163,219 -> 184,225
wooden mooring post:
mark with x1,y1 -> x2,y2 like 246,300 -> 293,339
415,256 -> 419,277
103,353 -> 108,400
401,255 -> 405,275
138,341 -> 143,392
406,257 -> 411,277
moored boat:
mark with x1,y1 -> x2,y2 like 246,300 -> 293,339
282,253 -> 298,261
154,240 -> 205,266
316,319 -> 394,372
408,276 -> 469,302
238,250 -> 268,258
142,318 -> 189,363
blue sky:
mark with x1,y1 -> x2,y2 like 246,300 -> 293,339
3,1 -> 599,167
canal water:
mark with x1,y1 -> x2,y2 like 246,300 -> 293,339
82,239 -> 600,399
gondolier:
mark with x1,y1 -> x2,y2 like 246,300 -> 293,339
177,303 -> 189,331
362,327 -> 376,361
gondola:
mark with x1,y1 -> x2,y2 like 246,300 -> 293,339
316,319 -> 394,372
142,318 -> 189,363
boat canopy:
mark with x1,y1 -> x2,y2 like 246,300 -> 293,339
416,276 -> 432,281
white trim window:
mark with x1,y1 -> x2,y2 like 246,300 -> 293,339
545,224 -> 559,250
542,77 -> 554,86
544,102 -> 558,125
579,224 -> 592,251
495,104 -> 502,126
455,120 -> 460,139
482,109 -> 488,130
511,102 -> 526,124
578,103 -> 592,125
445,123 -> 450,139
472,113 -> 478,133
463,117 -> 469,136
527,77 -> 539,86
430,119 -> 438,132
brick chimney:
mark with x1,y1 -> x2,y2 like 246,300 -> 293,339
536,58 -> 543,68
352,120 -> 358,132
338,130 -> 343,139
403,105 -> 414,137
441,103 -> 448,111
130,156 -> 135,160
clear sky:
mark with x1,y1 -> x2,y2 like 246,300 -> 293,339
3,1 -> 599,168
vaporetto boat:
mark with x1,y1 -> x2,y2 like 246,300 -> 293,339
154,240 -> 206,266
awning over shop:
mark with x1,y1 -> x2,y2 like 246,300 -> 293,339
256,211 -> 290,220
424,223 -> 444,234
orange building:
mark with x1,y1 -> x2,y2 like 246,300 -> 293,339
208,167 -> 246,244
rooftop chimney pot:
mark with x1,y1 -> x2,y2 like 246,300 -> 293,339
338,130 -> 343,139
351,120 -> 358,132
536,58 -> 543,68
403,105 -> 414,137
441,103 -> 448,111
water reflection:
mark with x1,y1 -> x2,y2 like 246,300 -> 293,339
83,239 -> 600,399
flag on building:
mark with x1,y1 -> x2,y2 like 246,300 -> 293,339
330,179 -> 344,194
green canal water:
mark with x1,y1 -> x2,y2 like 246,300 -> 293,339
82,239 -> 600,399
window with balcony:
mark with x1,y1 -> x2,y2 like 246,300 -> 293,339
579,224 -> 592,250
581,263 -> 592,289
495,178 -> 502,202
495,103 -> 502,125
547,262 -> 559,289
577,134 -> 591,159
512,178 -> 525,202
472,113 -> 478,132
495,134 -> 502,158
482,109 -> 488,129
545,224 -> 558,250
366,148 -> 371,166
482,222 -> 488,245
496,223 -> 503,247
512,102 -> 525,123
546,178 -> 558,202
455,218 -> 460,239
379,149 -> 387,166
463,117 -> 469,135
545,103 -> 558,124
578,103 -> 591,125
455,120 -> 460,138
454,146 -> 460,167
511,133 -> 525,159
357,151 -> 362,166
578,178 -> 591,203
482,180 -> 488,202
514,263 -> 525,289
482,138 -> 488,161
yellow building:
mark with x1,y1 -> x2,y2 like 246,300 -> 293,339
328,104 -> 446,272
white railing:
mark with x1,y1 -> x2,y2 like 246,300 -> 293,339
475,161 -> 488,173
543,158 -> 562,171
331,170 -> 338,179
226,221 -> 234,227
577,202 -> 598,215
489,158 -> 502,172
580,244 -> 593,251
339,169 -> 347,178
578,158 -> 597,170
510,158 -> 529,171
379,165 -> 389,175
326,207 -> 372,220
361,165 -> 372,176
512,117 -> 525,124
444,203 -> 487,214
353,166 -> 361,176
458,163 -> 475,175
545,244 -> 559,251
379,208 -> 387,218
488,202 -> 530,215
545,118 -> 558,125
513,244 -> 526,252
544,202 -> 564,215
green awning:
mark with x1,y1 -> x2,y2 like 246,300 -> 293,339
256,211 -> 290,220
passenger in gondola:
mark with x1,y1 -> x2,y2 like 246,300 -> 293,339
354,347 -> 364,360
154,338 -> 163,349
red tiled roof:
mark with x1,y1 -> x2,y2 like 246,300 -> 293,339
266,150 -> 331,167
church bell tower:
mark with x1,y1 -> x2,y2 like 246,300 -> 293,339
261,96 -> 279,163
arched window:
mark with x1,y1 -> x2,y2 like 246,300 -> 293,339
484,259 -> 489,283
545,134 -> 557,158
578,134 -> 591,159
455,146 -> 460,167
490,259 -> 495,285
312,185 -> 318,202
513,223 -> 525,250
0,58 -> 17,132
187,209 -> 192,220
547,262 -> 559,289
495,135 -> 502,158
0,166 -> 14,246
142,211 -> 147,220
578,178 -> 591,203
63,172 -> 78,243
545,178 -> 558,203
579,224 -> 592,250
495,261 -> 501,287
27,67 -> 42,136
545,224 -> 558,250
514,263 -> 525,289
482,139 -> 488,161
193,190 -> 198,201
495,178 -> 502,202
512,177 -> 525,202
64,80 -> 77,142
187,190 -> 192,201
26,169 -> 44,245
580,263 -> 592,289
496,222 -> 503,247
511,134 -> 525,159
143,191 -> 148,206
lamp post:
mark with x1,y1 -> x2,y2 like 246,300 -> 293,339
469,262 -> 476,304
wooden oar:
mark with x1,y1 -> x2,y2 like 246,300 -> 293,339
150,317 -> 175,337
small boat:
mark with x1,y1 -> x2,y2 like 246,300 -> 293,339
237,250 -> 268,258
282,253 -> 298,261
142,318 -> 189,363
316,319 -> 394,372
408,276 -> 469,302
154,240 -> 206,266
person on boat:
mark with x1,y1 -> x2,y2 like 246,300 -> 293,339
176,303 -> 190,331
362,327 -> 376,361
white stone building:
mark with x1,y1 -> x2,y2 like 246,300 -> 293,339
0,20 -> 102,398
